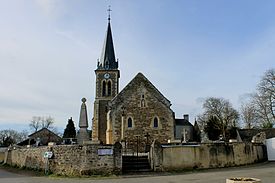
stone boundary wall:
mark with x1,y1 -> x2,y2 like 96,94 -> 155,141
4,143 -> 122,176
150,142 -> 267,171
0,147 -> 7,163
5,146 -> 48,170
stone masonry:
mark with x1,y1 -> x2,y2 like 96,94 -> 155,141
107,73 -> 175,152
77,98 -> 90,144
5,143 -> 122,176
150,141 -> 267,171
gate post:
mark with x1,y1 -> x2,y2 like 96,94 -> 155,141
150,140 -> 162,171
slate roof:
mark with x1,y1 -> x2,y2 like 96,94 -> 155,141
175,119 -> 193,126
17,139 -> 35,146
17,128 -> 62,146
97,22 -> 118,70
238,128 -> 275,142
28,128 -> 60,138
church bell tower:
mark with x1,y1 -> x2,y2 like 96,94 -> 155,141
92,9 -> 120,144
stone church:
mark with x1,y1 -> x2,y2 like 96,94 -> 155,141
91,17 -> 193,150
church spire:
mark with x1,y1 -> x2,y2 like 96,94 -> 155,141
97,6 -> 118,70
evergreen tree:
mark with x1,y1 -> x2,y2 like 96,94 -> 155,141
193,120 -> 201,142
63,117 -> 76,139
226,126 -> 238,140
204,116 -> 222,141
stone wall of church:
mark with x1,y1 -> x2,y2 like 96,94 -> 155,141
4,143 -> 122,176
109,78 -> 175,152
96,100 -> 110,144
150,142 -> 267,171
92,70 -> 120,144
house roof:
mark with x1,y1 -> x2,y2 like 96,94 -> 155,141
17,138 -> 36,146
17,128 -> 62,146
28,128 -> 61,139
175,119 -> 193,127
238,128 -> 275,142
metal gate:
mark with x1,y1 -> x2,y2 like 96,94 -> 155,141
121,136 -> 151,173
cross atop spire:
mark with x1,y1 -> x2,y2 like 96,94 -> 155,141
107,5 -> 112,23
97,7 -> 118,70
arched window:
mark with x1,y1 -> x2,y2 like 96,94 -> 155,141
140,94 -> 145,107
102,81 -> 106,96
153,117 -> 158,128
128,117 -> 133,128
107,80 -> 112,96
141,99 -> 145,107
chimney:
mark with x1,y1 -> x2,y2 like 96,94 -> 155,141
183,114 -> 189,121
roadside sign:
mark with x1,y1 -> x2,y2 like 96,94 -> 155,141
44,151 -> 53,158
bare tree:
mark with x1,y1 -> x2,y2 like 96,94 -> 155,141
246,69 -> 275,128
257,69 -> 275,124
0,129 -> 28,146
41,116 -> 54,129
29,116 -> 55,133
197,113 -> 208,130
198,97 -> 239,138
29,116 -> 42,132
240,102 -> 260,129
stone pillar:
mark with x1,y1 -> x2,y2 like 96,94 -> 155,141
77,98 -> 90,144
106,111 -> 113,144
150,140 -> 162,171
113,142 -> 122,174
92,101 -> 100,143
121,115 -> 125,140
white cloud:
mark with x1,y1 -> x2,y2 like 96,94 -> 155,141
34,0 -> 66,19
34,0 -> 56,15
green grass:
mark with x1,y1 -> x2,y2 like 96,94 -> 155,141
0,163 -> 45,176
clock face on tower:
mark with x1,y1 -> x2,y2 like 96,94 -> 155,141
104,73 -> 110,79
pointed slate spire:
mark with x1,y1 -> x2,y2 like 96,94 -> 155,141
97,8 -> 118,70
79,98 -> 88,128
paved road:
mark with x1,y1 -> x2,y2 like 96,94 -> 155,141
1,162 -> 275,183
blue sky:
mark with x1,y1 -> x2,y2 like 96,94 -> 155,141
0,0 -> 274,133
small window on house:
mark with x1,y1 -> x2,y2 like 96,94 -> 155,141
107,80 -> 112,96
153,117 -> 158,128
128,117 -> 133,128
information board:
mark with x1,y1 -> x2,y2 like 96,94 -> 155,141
98,148 -> 113,155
